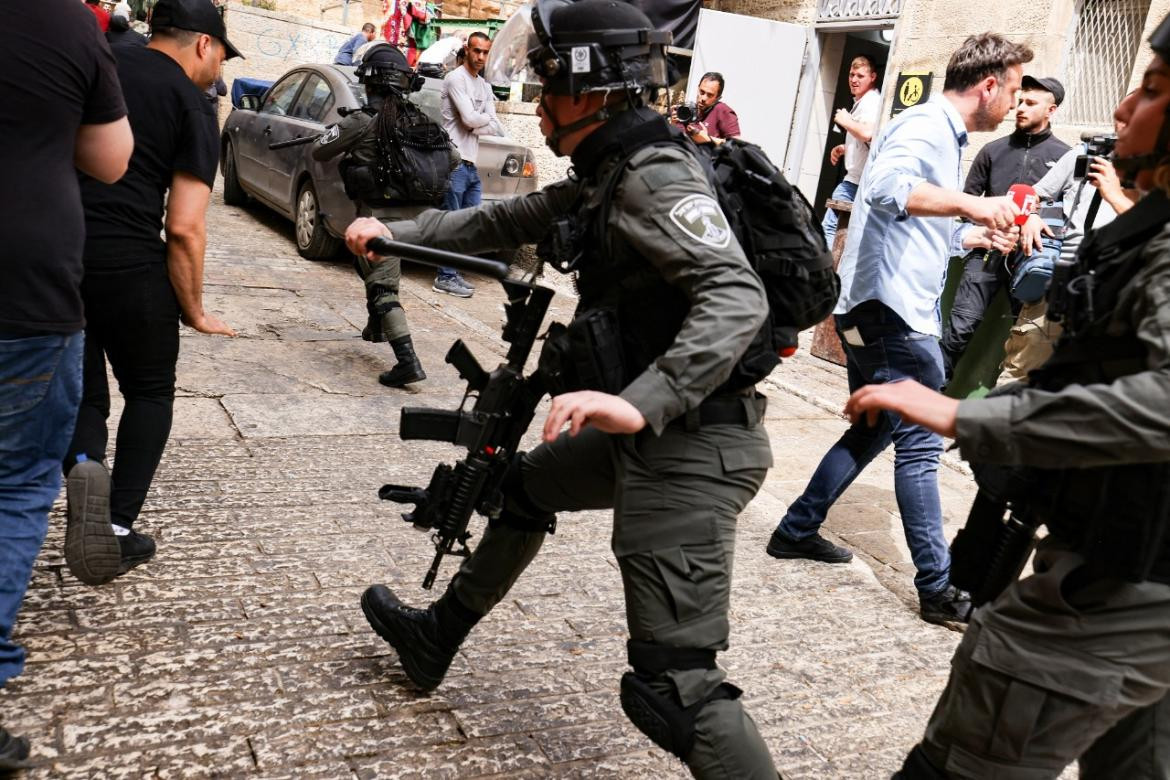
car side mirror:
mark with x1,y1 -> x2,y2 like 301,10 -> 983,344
239,94 -> 262,111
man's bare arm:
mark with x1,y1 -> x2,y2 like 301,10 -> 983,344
906,182 -> 1019,229
165,171 -> 235,336
75,117 -> 133,183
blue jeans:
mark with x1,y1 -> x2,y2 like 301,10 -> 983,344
776,301 -> 950,596
0,332 -> 83,685
438,162 -> 482,278
821,179 -> 858,248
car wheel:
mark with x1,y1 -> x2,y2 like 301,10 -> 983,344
222,140 -> 248,207
294,179 -> 342,261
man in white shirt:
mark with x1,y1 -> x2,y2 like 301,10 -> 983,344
434,31 -> 505,298
822,55 -> 882,246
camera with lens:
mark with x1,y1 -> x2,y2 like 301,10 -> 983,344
675,102 -> 700,123
1074,133 -> 1117,178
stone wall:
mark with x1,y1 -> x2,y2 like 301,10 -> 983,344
223,2 -> 355,83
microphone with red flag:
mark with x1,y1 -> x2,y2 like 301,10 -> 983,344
1007,184 -> 1038,225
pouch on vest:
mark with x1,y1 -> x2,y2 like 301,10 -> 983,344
538,308 -> 626,396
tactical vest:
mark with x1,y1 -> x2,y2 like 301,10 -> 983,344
536,110 -> 693,396
1028,190 -> 1170,582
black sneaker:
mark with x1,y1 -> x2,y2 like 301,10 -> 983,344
64,460 -> 121,585
361,585 -> 473,692
0,725 -> 30,771
766,528 -> 853,563
919,585 -> 973,626
116,529 -> 156,576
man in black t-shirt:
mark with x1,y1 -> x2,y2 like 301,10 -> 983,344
0,0 -> 132,768
63,0 -> 241,588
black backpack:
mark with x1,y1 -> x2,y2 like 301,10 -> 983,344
705,139 -> 840,386
595,136 -> 840,388
372,100 -> 459,205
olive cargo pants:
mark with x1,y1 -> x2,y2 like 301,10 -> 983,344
450,415 -> 780,779
910,541 -> 1170,778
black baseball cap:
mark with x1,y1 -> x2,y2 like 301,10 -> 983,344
151,0 -> 243,59
1021,75 -> 1064,106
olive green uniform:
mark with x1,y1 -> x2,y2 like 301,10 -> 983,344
312,107 -> 421,343
905,194 -> 1170,779
386,134 -> 780,778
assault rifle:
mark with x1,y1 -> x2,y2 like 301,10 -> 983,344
367,236 -> 552,589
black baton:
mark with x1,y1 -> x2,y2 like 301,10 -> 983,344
367,236 -> 509,279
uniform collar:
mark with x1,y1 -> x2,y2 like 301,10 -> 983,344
569,106 -> 674,179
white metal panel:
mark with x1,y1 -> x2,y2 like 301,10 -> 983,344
687,9 -> 809,167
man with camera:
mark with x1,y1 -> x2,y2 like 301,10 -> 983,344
1001,129 -> 1136,380
822,54 -> 882,246
939,75 -> 1070,379
674,71 -> 740,147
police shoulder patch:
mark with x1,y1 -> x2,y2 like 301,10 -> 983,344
668,194 -> 732,248
319,125 -> 340,144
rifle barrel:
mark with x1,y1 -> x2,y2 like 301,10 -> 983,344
368,237 -> 509,279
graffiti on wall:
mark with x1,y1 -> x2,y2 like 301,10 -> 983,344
226,7 -> 352,78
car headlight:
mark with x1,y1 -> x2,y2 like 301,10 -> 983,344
502,154 -> 522,177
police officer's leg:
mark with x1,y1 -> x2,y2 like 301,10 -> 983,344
362,426 -> 617,690
364,255 -> 425,387
1079,690 -> 1170,778
898,543 -> 1170,779
615,422 -> 778,779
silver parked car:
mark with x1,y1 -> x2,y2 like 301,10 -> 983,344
221,64 -> 538,260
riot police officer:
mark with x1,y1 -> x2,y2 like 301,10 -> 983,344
345,1 -> 779,776
845,17 -> 1170,778
313,42 -> 458,387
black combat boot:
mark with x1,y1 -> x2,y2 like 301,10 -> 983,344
378,336 -> 426,387
360,584 -> 478,692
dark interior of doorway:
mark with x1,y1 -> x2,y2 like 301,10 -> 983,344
811,30 -> 891,222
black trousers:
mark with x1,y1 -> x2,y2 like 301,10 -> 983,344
940,250 -> 1021,381
66,262 -> 180,529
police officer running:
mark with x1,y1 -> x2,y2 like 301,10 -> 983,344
845,17 -> 1170,778
345,1 -> 780,776
313,42 -> 459,387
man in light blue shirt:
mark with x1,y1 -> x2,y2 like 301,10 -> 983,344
334,23 -> 376,66
766,33 -> 1028,626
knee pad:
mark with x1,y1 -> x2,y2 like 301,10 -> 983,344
491,453 -> 556,534
619,640 -> 741,760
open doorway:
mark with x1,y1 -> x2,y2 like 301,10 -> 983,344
805,28 -> 893,222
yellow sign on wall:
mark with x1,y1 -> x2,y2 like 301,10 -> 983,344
892,71 -> 932,115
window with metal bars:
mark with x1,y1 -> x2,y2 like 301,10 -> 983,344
1061,0 -> 1152,126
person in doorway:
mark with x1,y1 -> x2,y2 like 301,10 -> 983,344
764,33 -> 1028,627
434,30 -> 505,298
676,71 -> 740,147
939,75 -> 1070,378
822,55 -> 883,247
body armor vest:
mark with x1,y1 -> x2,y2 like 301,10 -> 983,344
536,109 -> 692,395
1030,190 -> 1170,581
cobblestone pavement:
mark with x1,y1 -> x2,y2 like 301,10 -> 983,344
3,182 -> 983,779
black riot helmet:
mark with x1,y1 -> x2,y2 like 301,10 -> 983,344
354,41 -> 423,94
1114,13 -> 1170,179
487,0 -> 670,96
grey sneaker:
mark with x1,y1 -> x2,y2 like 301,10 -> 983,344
432,273 -> 474,298
65,460 -> 121,586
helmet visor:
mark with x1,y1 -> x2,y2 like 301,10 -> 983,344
484,4 -> 542,87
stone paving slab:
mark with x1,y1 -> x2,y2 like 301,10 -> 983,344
0,183 -> 1023,778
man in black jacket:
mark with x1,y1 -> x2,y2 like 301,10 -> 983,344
940,75 -> 1070,378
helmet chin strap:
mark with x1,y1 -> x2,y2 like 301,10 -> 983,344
1113,106 -> 1170,186
541,93 -> 630,154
